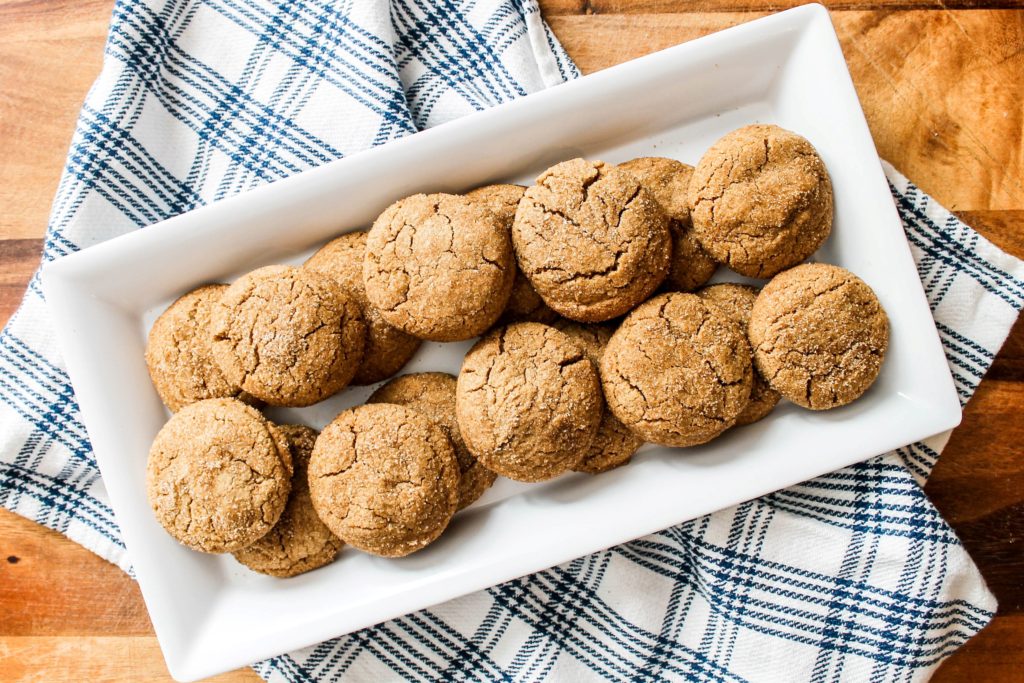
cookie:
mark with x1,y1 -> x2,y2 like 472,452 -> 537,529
697,283 -> 781,425
688,124 -> 833,278
305,232 -> 421,385
552,321 -> 644,474
308,404 -> 459,557
145,284 -> 257,412
368,372 -> 496,509
211,265 -> 366,407
512,158 -> 671,322
146,398 -> 292,553
467,184 -> 559,326
232,425 -> 344,577
748,263 -> 889,410
618,157 -> 717,292
364,193 -> 515,341
456,322 -> 603,482
465,184 -> 526,225
602,293 -> 753,447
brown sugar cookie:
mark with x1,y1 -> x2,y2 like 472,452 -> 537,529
697,283 -> 781,425
456,322 -> 603,482
304,232 -> 421,385
512,158 -> 671,322
233,425 -> 344,577
602,293 -> 753,447
688,125 -> 833,278
211,265 -> 366,407
363,193 -> 515,341
466,184 -> 526,225
618,157 -> 717,292
552,321 -> 644,474
146,398 -> 292,553
308,404 -> 459,557
498,270 -> 560,325
368,372 -> 496,509
749,263 -> 889,410
145,284 -> 258,412
467,184 -> 559,326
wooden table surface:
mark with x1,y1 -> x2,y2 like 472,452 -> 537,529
0,1 -> 1021,681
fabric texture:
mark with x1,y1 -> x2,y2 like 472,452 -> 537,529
0,1 -> 1021,680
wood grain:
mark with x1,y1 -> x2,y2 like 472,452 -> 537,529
0,0 -> 1021,681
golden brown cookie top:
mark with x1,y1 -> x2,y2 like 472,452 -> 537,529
619,157 -> 718,293
145,284 -> 256,412
689,124 -> 833,278
456,322 -> 603,482
552,321 -> 643,474
364,193 -> 515,341
146,398 -> 292,553
512,159 -> 672,322
305,232 -> 421,385
211,265 -> 366,407
466,184 -> 526,228
368,372 -> 496,510
308,404 -> 459,557
232,424 -> 344,577
749,263 -> 888,410
602,293 -> 753,447
697,283 -> 780,425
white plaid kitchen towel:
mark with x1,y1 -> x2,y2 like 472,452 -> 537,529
1,1 -> 1021,681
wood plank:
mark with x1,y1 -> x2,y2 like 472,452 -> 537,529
0,636 -> 258,683
930,616 -> 1024,682
0,0 -> 108,241
0,239 -> 42,327
926,380 -> 1024,613
0,509 -> 150,637
539,0 -> 1024,13
544,10 -> 1024,213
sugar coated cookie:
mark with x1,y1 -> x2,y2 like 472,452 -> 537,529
749,263 -> 888,410
602,293 -> 753,447
369,372 -> 496,509
689,124 -> 833,278
232,424 -> 344,577
456,322 -> 603,482
618,157 -> 717,292
308,404 -> 459,557
364,193 -> 515,341
211,265 -> 366,407
512,159 -> 671,322
146,398 -> 292,553
305,232 -> 421,385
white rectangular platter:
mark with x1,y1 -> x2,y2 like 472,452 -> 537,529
41,5 -> 961,681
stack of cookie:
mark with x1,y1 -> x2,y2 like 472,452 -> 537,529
143,123 -> 890,574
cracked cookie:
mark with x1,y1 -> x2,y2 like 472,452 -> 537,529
211,265 -> 366,407
552,320 -> 644,474
697,283 -> 780,425
602,293 -> 753,447
455,322 -> 603,482
308,403 -> 459,557
363,193 -> 515,341
511,158 -> 671,322
305,232 -> 421,385
749,263 -> 888,410
618,157 -> 717,292
368,372 -> 496,509
233,425 -> 344,577
467,184 -> 558,326
146,398 -> 292,553
688,124 -> 833,278
145,284 -> 257,412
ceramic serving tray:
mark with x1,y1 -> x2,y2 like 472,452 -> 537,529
41,5 -> 961,680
